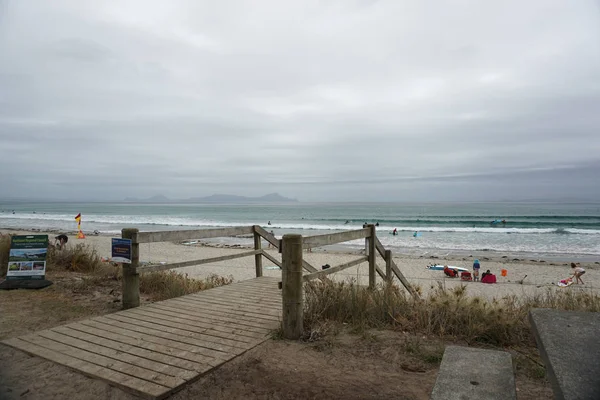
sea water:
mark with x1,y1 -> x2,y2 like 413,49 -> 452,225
1,202 -> 599,259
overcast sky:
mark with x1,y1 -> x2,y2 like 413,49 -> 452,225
1,0 -> 599,202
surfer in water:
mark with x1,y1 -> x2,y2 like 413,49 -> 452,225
392,228 -> 397,236
344,220 -> 350,225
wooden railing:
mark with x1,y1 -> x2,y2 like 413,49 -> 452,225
120,224 -> 416,341
120,225 -> 294,309
280,225 -> 416,339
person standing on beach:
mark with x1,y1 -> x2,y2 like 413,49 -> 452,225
571,263 -> 586,284
473,259 -> 481,282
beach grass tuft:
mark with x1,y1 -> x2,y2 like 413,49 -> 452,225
139,271 -> 234,301
303,278 -> 600,347
47,243 -> 103,273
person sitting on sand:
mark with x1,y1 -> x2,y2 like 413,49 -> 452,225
481,270 -> 497,284
571,263 -> 586,284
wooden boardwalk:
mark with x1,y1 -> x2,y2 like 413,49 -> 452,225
2,277 -> 282,399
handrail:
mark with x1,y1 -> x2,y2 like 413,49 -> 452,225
254,225 -> 317,272
302,228 -> 370,249
135,249 -> 261,274
137,226 -> 254,244
375,238 -> 415,297
303,256 -> 368,281
261,251 -> 282,268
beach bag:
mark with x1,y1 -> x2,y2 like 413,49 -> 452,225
460,271 -> 472,281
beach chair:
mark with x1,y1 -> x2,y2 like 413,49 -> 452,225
460,271 -> 473,281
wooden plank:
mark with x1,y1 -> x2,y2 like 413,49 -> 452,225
302,256 -> 368,282
302,228 -> 370,249
102,314 -> 249,356
205,284 -> 281,296
254,226 -> 280,249
51,325 -> 209,373
127,308 -> 270,344
136,250 -> 260,274
183,294 -> 282,311
22,332 -> 184,389
33,330 -> 196,381
143,303 -> 273,335
132,307 -> 265,344
3,337 -> 170,400
123,309 -> 255,349
137,226 -> 254,244
375,238 -> 415,296
261,250 -> 282,268
177,294 -> 282,314
376,265 -> 386,280
143,304 -> 273,339
159,299 -> 280,330
87,317 -> 232,361
168,297 -> 280,322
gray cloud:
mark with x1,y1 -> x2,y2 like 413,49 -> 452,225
1,0 -> 599,202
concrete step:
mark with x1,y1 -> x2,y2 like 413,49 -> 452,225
529,308 -> 600,400
430,346 -> 516,400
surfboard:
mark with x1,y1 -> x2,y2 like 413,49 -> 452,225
426,265 -> 468,272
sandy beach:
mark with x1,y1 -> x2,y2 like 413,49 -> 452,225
3,229 -> 598,299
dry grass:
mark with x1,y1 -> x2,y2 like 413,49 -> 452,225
139,272 -> 234,301
47,243 -> 103,273
304,279 -> 600,347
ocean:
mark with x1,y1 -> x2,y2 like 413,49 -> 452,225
1,202 -> 599,260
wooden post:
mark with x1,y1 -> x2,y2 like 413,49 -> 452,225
385,249 -> 392,283
363,223 -> 368,256
253,226 -> 263,277
367,224 -> 376,289
282,234 -> 303,340
121,228 -> 140,309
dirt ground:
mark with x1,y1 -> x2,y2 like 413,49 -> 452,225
0,271 -> 553,400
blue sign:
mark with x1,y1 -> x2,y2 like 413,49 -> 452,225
111,238 -> 132,263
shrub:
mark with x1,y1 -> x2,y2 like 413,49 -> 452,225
303,279 -> 600,347
47,243 -> 103,273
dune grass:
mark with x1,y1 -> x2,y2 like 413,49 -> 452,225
303,279 -> 600,347
139,272 -> 234,301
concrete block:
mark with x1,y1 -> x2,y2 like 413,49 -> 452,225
529,308 -> 600,400
431,345 -> 516,400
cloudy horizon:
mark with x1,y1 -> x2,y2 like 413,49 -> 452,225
1,0 -> 599,202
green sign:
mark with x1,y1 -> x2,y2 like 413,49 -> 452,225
6,235 -> 49,280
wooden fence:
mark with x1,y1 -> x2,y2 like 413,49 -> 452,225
119,225 -> 415,339
280,224 -> 415,339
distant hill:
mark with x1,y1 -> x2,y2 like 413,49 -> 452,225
124,194 -> 170,203
123,193 -> 297,203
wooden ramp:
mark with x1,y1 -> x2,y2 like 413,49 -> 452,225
2,277 -> 282,400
